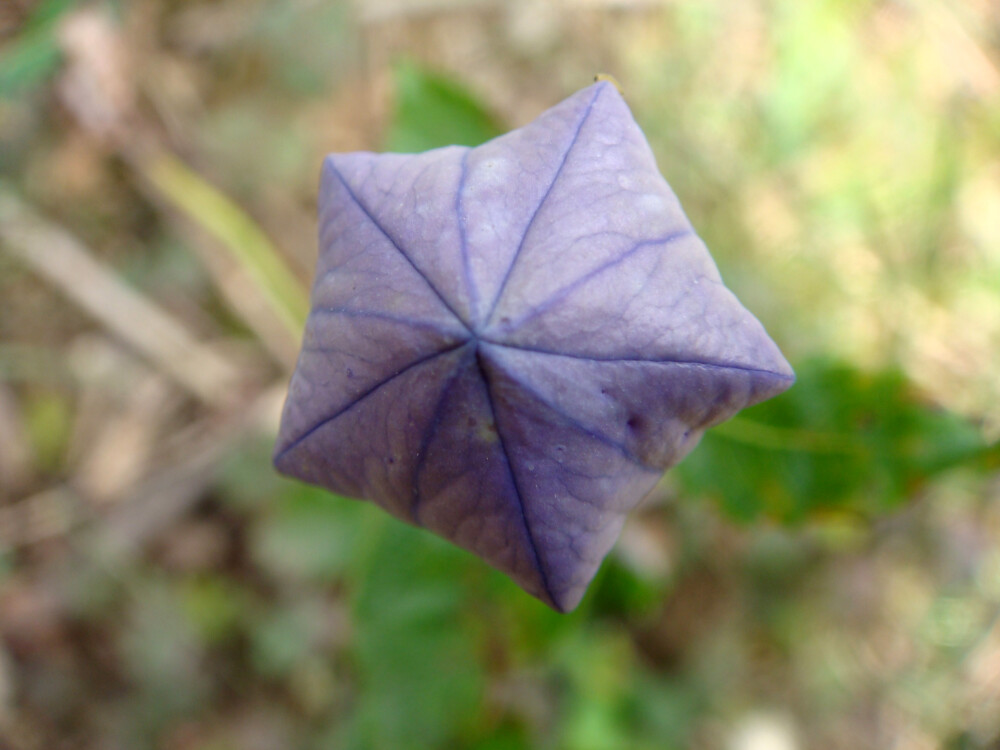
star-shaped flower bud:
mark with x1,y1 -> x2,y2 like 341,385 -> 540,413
274,80 -> 794,612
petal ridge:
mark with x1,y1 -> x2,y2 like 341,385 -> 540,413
274,342 -> 466,466
483,84 -> 604,325
474,348 -> 560,610
325,157 -> 472,332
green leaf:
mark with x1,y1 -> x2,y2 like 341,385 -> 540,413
251,604 -> 322,678
350,521 -> 484,749
178,575 -> 248,645
252,484 -> 365,582
24,388 -> 72,472
385,60 -> 503,152
0,0 -> 76,99
677,359 -> 996,522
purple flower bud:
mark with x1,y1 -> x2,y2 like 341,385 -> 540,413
274,81 -> 793,612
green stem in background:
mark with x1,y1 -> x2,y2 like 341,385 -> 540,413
143,153 -> 310,337
711,417 -> 862,454
714,415 -> 999,467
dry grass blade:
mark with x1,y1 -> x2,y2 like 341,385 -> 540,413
141,154 -> 310,336
0,188 -> 241,408
136,152 -> 308,369
50,7 -> 306,371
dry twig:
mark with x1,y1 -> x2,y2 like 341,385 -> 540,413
0,189 -> 241,408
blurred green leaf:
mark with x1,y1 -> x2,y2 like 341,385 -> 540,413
218,437 -> 290,511
252,484 -> 365,582
762,0 -> 860,160
386,60 -> 503,152
467,727 -> 530,750
677,359 -> 997,522
624,676 -> 701,750
250,606 -> 314,678
179,576 -> 248,645
0,0 -> 75,99
122,581 -> 210,739
24,388 -> 72,472
351,521 -> 484,750
0,30 -> 60,99
588,557 -> 663,618
554,629 -> 684,750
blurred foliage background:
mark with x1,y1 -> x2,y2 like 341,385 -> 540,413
1,0 -> 999,748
